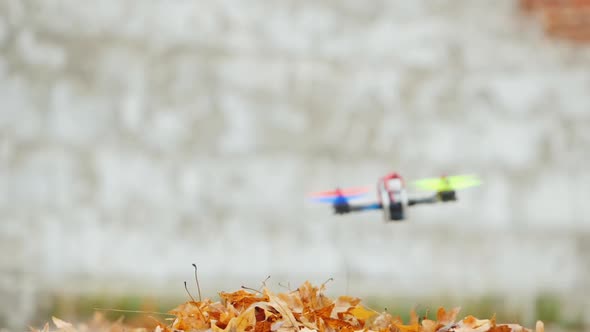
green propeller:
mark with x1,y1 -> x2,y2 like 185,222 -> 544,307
413,174 -> 482,192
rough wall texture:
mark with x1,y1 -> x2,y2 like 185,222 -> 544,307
1,0 -> 590,329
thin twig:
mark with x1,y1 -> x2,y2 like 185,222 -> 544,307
278,282 -> 291,291
192,264 -> 202,302
260,275 -> 271,289
194,303 -> 209,324
184,282 -> 208,324
184,281 -> 196,302
241,285 -> 263,294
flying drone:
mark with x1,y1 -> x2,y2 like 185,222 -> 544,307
309,172 -> 481,222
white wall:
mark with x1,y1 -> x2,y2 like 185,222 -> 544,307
1,0 -> 589,329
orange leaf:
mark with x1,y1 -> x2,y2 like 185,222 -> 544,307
173,316 -> 209,332
220,308 -> 239,326
314,303 -> 335,319
462,315 -> 491,329
212,307 -> 256,332
169,301 -> 208,319
324,317 -> 354,330
254,321 -> 272,332
254,306 -> 266,322
488,325 -> 513,332
339,327 -> 355,332
436,307 -> 461,324
337,296 -> 361,307
463,315 -> 477,327
220,290 -> 269,311
420,319 -> 441,332
315,316 -> 326,332
264,295 -> 300,329
169,301 -> 211,331
394,323 -> 420,332
298,281 -> 320,311
333,295 -> 362,319
277,292 -> 304,313
349,305 -> 377,321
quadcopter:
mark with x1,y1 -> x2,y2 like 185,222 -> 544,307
309,172 -> 481,222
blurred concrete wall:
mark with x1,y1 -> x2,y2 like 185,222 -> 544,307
1,0 -> 590,329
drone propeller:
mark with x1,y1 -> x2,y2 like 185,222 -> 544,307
308,186 -> 370,204
413,174 -> 481,192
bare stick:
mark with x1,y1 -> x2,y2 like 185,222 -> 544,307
241,285 -> 262,294
322,277 -> 334,287
184,281 -> 208,323
259,275 -> 271,291
184,281 -> 196,302
192,264 -> 202,302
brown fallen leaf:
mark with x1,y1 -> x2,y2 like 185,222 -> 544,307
437,307 -> 461,325
34,281 -> 540,332
220,290 -> 269,311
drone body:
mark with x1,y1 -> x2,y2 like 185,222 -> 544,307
309,172 -> 481,222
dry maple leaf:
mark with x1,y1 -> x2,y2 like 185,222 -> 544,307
253,306 -> 275,332
324,316 -> 355,330
437,307 -> 461,325
298,281 -> 321,312
421,319 -> 440,332
277,291 -> 304,313
212,305 -> 256,332
461,315 -> 491,331
487,326 -> 513,332
169,301 -> 211,331
349,305 -> 377,322
33,281 -> 541,332
265,291 -> 301,330
220,289 -> 270,311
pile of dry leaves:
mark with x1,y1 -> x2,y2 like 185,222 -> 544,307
34,281 -> 544,332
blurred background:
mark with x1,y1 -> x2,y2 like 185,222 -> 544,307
1,0 -> 589,331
